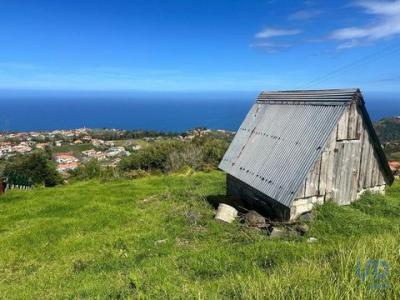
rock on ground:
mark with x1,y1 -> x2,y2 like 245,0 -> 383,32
295,224 -> 309,235
244,210 -> 267,228
269,227 -> 286,238
298,212 -> 314,222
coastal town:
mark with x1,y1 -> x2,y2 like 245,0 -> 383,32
0,127 -> 232,175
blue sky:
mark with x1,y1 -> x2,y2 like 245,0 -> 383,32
1,0 -> 400,93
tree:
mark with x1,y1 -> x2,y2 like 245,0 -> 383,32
3,152 -> 63,187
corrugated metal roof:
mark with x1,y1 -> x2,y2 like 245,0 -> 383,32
257,89 -> 358,105
219,89 -> 354,208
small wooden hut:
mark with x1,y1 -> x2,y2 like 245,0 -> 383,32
219,89 -> 394,220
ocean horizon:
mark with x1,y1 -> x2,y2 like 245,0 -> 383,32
0,92 -> 399,132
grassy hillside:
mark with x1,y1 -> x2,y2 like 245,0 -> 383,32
375,117 -> 400,143
374,117 -> 400,160
0,172 -> 399,299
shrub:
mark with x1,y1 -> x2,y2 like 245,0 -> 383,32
166,144 -> 204,171
124,169 -> 149,179
68,159 -> 102,180
68,159 -> 123,181
3,151 -> 63,187
118,140 -> 186,172
118,136 -> 230,174
199,138 -> 229,166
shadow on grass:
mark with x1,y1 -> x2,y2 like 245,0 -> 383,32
206,195 -> 249,214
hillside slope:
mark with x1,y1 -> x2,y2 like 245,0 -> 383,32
374,117 -> 400,160
375,117 -> 400,143
0,172 -> 399,299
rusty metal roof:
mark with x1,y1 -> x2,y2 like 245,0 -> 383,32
219,89 -> 355,207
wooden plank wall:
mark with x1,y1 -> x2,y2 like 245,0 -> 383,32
294,100 -> 387,205
331,141 -> 361,204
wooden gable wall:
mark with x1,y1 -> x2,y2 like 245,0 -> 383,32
293,100 -> 387,209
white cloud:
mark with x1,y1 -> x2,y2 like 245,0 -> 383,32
252,27 -> 301,52
330,1 -> 400,48
336,39 -> 365,49
359,0 -> 400,15
288,9 -> 322,21
250,42 -> 292,52
255,27 -> 302,39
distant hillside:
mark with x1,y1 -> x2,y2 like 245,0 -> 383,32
374,117 -> 400,160
374,117 -> 400,143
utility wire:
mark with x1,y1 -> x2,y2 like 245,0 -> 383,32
296,44 -> 400,89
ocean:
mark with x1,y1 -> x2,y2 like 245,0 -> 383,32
0,92 -> 398,132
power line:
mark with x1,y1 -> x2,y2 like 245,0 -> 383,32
296,44 -> 400,89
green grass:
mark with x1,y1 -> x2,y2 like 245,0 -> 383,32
389,151 -> 400,161
53,143 -> 94,157
112,139 -> 149,148
0,172 -> 399,299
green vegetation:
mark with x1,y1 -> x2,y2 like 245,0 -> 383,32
112,139 -> 149,149
0,172 -> 398,299
52,143 -> 94,157
118,135 -> 230,174
375,117 -> 400,143
88,128 -> 182,141
2,151 -> 63,187
69,159 -> 120,181
374,117 -> 400,159
389,152 -> 400,161
66,134 -> 230,181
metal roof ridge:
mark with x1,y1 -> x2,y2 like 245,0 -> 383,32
260,88 -> 359,94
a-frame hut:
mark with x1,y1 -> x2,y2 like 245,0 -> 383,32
219,89 -> 394,220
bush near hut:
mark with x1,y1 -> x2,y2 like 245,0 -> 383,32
63,131 -> 231,181
118,140 -> 185,172
118,136 -> 230,173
